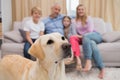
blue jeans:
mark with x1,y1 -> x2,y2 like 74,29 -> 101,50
24,39 -> 36,59
82,32 -> 104,70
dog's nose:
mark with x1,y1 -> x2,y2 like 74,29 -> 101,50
62,43 -> 71,58
62,43 -> 71,50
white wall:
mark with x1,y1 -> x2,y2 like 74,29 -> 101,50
0,0 -> 1,18
1,0 -> 12,32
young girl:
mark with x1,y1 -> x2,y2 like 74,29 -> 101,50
62,16 -> 82,70
62,16 -> 77,40
69,26 -> 83,71
23,7 -> 45,60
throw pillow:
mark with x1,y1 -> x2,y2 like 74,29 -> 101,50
19,29 -> 26,42
102,31 -> 120,42
4,38 -> 16,43
4,30 -> 24,43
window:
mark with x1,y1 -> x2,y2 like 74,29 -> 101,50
66,0 -> 79,17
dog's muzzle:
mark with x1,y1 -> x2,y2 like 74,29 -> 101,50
62,43 -> 71,58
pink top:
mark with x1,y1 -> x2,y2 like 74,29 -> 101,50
72,16 -> 94,35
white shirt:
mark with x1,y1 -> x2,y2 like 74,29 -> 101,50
24,19 -> 45,39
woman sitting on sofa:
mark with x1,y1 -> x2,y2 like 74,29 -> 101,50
70,4 -> 105,79
23,6 -> 45,60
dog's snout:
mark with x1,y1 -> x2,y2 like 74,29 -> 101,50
62,43 -> 71,58
62,43 -> 71,50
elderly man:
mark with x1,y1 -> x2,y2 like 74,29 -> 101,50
43,3 -> 64,35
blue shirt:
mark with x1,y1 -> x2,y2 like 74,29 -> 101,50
42,14 -> 64,35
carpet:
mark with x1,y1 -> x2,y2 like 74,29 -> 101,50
66,67 -> 120,80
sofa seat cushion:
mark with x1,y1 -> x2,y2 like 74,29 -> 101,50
98,42 -> 120,62
1,43 -> 24,57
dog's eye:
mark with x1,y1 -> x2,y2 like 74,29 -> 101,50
61,36 -> 65,40
47,39 -> 54,44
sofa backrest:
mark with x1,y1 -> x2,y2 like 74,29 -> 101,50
13,17 -> 113,35
93,17 -> 113,35
93,18 -> 106,34
13,17 -> 32,31
105,22 -> 113,32
13,21 -> 22,31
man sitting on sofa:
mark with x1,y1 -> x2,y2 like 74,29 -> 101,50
42,3 -> 64,35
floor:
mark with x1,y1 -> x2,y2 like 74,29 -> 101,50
0,52 -> 120,80
0,47 -> 120,80
66,67 -> 120,80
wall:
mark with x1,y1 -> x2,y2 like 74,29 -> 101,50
1,0 -> 12,32
0,0 -> 1,18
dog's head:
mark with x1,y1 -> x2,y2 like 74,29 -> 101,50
28,33 -> 71,63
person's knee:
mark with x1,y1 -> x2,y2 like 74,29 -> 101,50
91,40 -> 96,44
70,36 -> 77,39
91,40 -> 97,50
70,36 -> 78,42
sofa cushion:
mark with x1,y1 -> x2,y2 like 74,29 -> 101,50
4,38 -> 16,43
98,43 -> 120,62
116,40 -> 120,42
102,31 -> 120,42
4,30 -> 24,43
1,43 -> 24,57
19,29 -> 26,41
93,18 -> 106,35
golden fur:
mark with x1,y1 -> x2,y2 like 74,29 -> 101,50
0,33 -> 70,80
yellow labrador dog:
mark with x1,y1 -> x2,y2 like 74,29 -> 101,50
0,33 -> 71,80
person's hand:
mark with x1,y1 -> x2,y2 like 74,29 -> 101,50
73,35 -> 82,38
78,35 -> 82,38
71,35 -> 82,39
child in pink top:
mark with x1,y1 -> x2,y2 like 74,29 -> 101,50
62,16 -> 77,65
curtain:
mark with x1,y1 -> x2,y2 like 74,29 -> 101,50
12,0 -> 67,22
79,0 -> 120,31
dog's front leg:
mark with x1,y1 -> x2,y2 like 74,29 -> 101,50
49,61 -> 68,80
60,61 -> 68,80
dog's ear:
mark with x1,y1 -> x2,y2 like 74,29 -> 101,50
28,39 -> 45,60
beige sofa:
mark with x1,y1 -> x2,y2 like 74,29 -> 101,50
1,17 -> 120,67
